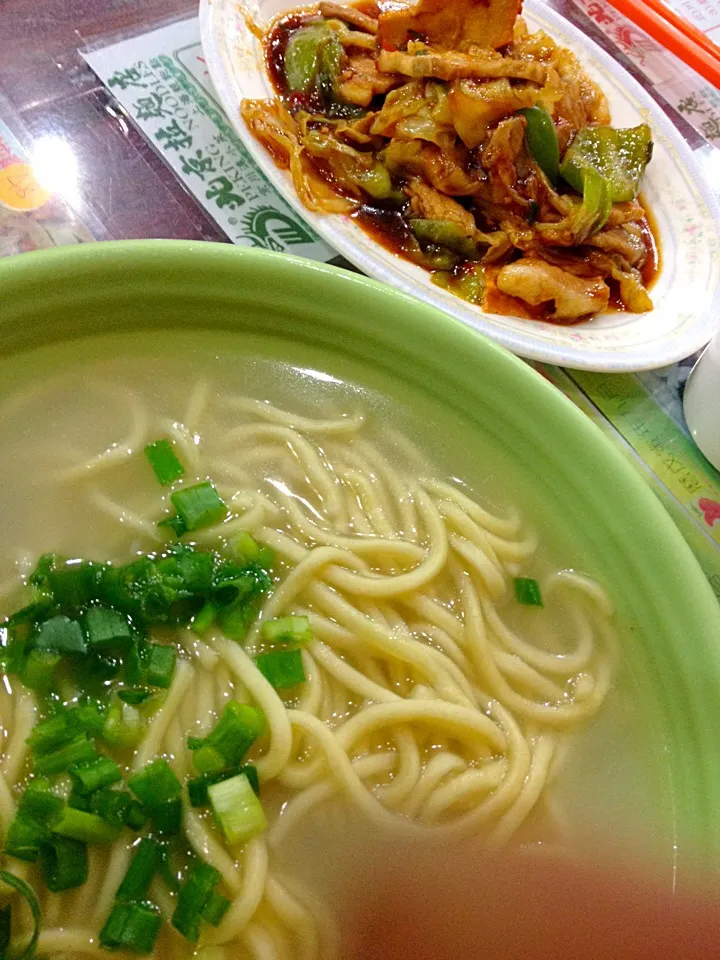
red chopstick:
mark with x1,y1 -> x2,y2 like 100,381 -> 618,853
603,0 -> 720,88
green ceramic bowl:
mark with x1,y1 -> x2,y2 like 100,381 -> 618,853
1,240 -> 719,879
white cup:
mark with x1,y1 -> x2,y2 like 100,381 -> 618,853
684,331 -> 720,472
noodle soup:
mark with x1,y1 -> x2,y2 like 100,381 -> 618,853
0,330 -> 667,959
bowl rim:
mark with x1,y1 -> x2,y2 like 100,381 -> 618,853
2,238 -> 720,869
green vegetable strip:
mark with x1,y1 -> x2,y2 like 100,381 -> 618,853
0,871 -> 42,960
171,862 -> 222,942
231,532 -> 274,569
123,800 -> 147,831
34,738 -> 97,777
144,644 -> 176,689
4,815 -> 49,863
149,798 -> 182,837
41,836 -> 88,892
144,439 -> 185,486
117,688 -> 152,705
187,764 -> 260,808
208,774 -> 268,846
84,606 -> 133,649
20,651 -> 60,693
91,788 -> 131,827
188,702 -> 265,772
69,756 -> 122,795
128,759 -> 182,807
514,577 -> 544,607
191,602 -> 216,636
156,514 -> 187,537
170,483 -> 227,533
261,616 -> 312,646
519,105 -> 559,183
255,649 -> 306,689
51,807 -> 121,844
32,616 -> 86,655
203,891 -> 231,927
100,902 -> 162,954
20,782 -> 64,824
116,838 -> 162,901
45,562 -> 98,610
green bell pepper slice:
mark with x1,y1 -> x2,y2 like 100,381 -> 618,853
284,23 -> 333,94
410,219 -> 480,261
560,123 -> 653,202
519,106 -> 559,183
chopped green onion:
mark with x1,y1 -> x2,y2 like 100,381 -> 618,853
41,836 -> 88,891
170,483 -> 228,533
261,616 -> 312,647
32,616 -> 86,655
144,644 -> 176,689
91,788 -> 131,827
123,800 -> 148,831
51,806 -> 121,844
73,701 -> 106,737
188,765 -> 259,808
117,688 -> 153,705
203,891 -> 231,927
157,514 -> 187,537
255,649 -> 306,689
4,814 -> 49,863
191,602 -> 216,636
190,745 -> 227,777
144,439 -> 185,486
34,738 -> 98,776
20,781 -> 64,824
100,901 -> 162,954
150,798 -> 182,837
116,838 -> 162,901
171,862 -> 221,942
102,701 -> 145,749
20,650 -> 61,693
45,561 -> 99,610
215,602 -> 252,641
84,606 -> 133,649
0,870 -> 42,960
128,759 -> 182,808
188,702 -> 265,773
208,774 -> 268,846
27,713 -> 80,756
69,755 -> 123,795
514,577 -> 544,607
230,532 -> 274,570
68,789 -> 93,813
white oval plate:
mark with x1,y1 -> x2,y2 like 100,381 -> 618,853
200,0 -> 720,371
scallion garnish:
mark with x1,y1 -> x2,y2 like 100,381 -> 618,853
4,814 -> 49,863
187,764 -> 259,808
20,650 -> 61,693
230,531 -> 274,569
170,483 -> 227,533
144,439 -> 185,487
68,755 -> 123,795
191,602 -> 216,636
156,514 -> 187,537
32,615 -> 86,655
255,649 -> 306,689
91,788 -> 131,828
41,836 -> 88,892
34,738 -> 98,777
19,780 -> 64,824
116,838 -> 162,902
84,606 -> 133,649
144,644 -> 176,689
117,688 -> 153,706
188,702 -> 265,775
149,798 -> 182,837
99,901 -> 162,954
514,577 -> 544,607
0,870 -> 42,960
51,807 -> 121,845
261,615 -> 312,646
127,759 -> 181,808
203,891 -> 231,927
171,862 -> 222,942
208,773 -> 267,846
